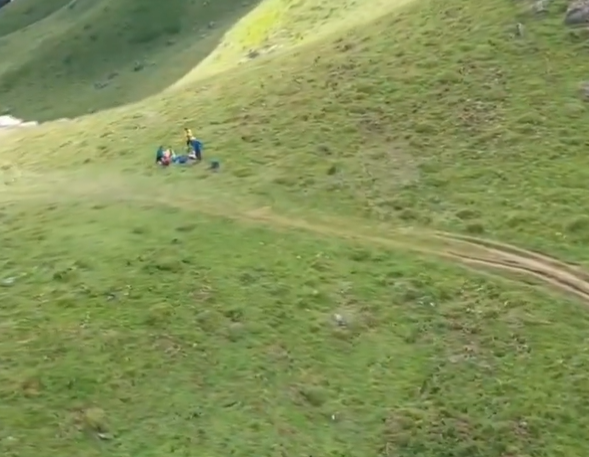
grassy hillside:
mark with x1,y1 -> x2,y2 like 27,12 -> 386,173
2,0 -> 589,454
0,0 -> 71,37
3,186 -> 589,457
0,0 -> 266,120
7,0 -> 589,259
0,0 -> 401,119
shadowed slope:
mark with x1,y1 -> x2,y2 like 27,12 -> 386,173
0,0 -> 71,37
0,0 -> 263,120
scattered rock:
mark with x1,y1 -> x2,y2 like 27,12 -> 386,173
565,0 -> 589,25
1,277 -> 15,286
208,21 -> 215,29
226,322 -> 246,341
532,0 -> 549,13
333,313 -> 347,326
133,61 -> 144,72
94,81 -> 108,89
579,81 -> 589,100
240,44 -> 281,64
247,49 -> 260,59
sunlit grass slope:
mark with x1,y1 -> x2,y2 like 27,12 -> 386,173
0,0 -> 264,120
7,0 -> 589,260
0,0 -> 409,117
182,0 -> 411,78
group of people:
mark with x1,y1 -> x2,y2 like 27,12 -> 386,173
155,128 -> 203,166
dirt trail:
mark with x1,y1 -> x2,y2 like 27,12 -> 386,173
428,233 -> 589,303
227,206 -> 589,305
2,173 -> 589,305
152,199 -> 589,304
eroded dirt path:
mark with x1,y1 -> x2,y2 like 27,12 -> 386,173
230,206 -> 589,305
2,172 -> 588,305
154,199 -> 589,304
431,235 -> 589,304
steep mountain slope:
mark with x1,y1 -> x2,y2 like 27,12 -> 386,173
0,0 -> 403,120
177,0 -> 411,80
0,0 -> 71,37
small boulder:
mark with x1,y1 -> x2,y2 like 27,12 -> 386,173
565,0 -> 589,25
333,313 -> 347,326
579,81 -> 589,100
247,49 -> 260,59
532,0 -> 548,14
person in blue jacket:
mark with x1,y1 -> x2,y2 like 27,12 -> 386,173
188,138 -> 202,161
172,153 -> 192,164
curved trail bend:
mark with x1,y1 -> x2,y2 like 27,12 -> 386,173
2,173 -> 588,305
237,206 -> 589,305
158,199 -> 589,305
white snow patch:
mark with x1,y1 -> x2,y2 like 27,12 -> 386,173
0,115 -> 38,129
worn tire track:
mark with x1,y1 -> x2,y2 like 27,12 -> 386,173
426,233 -> 589,303
436,232 -> 589,281
166,201 -> 589,305
120,197 -> 589,305
226,206 -> 589,305
2,175 -> 589,305
439,250 -> 589,304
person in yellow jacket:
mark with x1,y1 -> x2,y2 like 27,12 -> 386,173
184,128 -> 194,146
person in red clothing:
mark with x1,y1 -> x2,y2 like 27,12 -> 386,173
156,146 -> 174,166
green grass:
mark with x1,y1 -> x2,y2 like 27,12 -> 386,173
0,0 -> 265,120
0,0 -> 72,37
2,0 -> 589,454
2,192 -> 589,456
